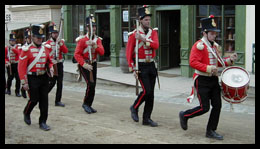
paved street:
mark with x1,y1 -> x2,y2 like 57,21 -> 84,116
5,80 -> 255,144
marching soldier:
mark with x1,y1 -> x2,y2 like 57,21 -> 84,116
20,28 -> 32,98
18,24 -> 54,131
126,5 -> 159,127
74,14 -> 104,114
46,22 -> 68,107
5,33 -> 22,97
179,15 -> 238,140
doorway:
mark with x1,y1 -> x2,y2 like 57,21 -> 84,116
97,12 -> 110,61
157,10 -> 180,70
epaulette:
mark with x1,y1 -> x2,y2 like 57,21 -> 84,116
196,41 -> 204,50
44,43 -> 51,49
75,35 -> 85,42
153,27 -> 158,31
22,45 -> 30,51
98,37 -> 103,40
128,29 -> 136,36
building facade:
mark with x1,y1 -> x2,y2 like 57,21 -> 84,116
5,5 -> 255,77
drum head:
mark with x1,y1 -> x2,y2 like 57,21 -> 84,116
221,66 -> 250,88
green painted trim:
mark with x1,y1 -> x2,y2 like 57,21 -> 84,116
63,5 -> 73,43
180,5 -> 194,77
235,5 -> 246,68
109,5 -> 121,67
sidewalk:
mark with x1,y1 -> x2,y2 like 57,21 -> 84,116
63,60 -> 255,114
63,60 -> 255,93
63,60 -> 193,98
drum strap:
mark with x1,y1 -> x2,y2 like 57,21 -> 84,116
201,37 -> 226,68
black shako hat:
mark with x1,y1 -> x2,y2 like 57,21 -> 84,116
48,22 -> 58,33
32,24 -> 45,38
200,15 -> 220,32
24,28 -> 31,38
9,33 -> 16,41
138,5 -> 152,20
86,14 -> 96,26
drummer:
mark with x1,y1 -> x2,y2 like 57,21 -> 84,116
179,15 -> 237,140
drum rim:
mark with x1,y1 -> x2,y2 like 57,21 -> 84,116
221,66 -> 250,87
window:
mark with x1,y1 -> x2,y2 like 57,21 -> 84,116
72,5 -> 86,43
196,5 -> 236,55
121,5 -> 141,47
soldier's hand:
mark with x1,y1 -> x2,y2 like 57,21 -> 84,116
86,40 -> 95,46
230,53 -> 238,62
22,83 -> 29,91
83,63 -> 93,71
135,32 -> 145,42
211,67 -> 218,76
5,62 -> 10,67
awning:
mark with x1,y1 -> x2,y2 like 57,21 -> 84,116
5,21 -> 50,31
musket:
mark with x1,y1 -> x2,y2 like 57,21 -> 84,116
135,20 -> 139,96
53,8 -> 64,76
88,14 -> 94,83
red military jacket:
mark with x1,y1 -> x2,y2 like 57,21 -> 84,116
18,43 -> 54,84
74,33 -> 105,67
190,36 -> 233,76
5,45 -> 20,64
126,26 -> 159,71
186,36 -> 234,103
45,38 -> 68,63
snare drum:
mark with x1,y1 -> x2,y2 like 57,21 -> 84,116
220,66 -> 250,104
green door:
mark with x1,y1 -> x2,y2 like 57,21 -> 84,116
157,10 -> 180,70
157,11 -> 170,70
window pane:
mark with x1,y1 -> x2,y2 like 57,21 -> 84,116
209,5 -> 222,16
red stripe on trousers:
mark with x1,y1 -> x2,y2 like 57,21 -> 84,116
184,78 -> 203,117
134,77 -> 146,109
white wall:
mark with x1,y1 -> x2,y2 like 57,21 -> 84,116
245,5 -> 255,73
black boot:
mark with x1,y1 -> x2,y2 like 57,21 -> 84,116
55,102 -> 65,107
6,89 -> 11,95
130,105 -> 139,122
179,111 -> 188,130
206,130 -> 224,140
21,88 -> 27,98
82,104 -> 92,114
89,106 -> 97,113
142,118 -> 158,127
15,91 -> 21,97
39,122 -> 51,131
23,113 -> 31,125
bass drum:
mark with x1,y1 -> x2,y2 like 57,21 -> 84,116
220,66 -> 250,104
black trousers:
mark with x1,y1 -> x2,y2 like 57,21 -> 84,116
23,73 -> 49,124
133,62 -> 157,120
7,63 -> 20,93
79,62 -> 97,107
183,75 -> 222,131
48,62 -> 64,103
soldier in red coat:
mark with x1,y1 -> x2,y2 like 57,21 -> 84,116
126,5 -> 159,127
74,14 -> 104,114
5,33 -> 22,97
46,22 -> 68,107
18,24 -> 54,131
179,15 -> 238,140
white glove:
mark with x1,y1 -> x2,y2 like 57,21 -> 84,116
83,63 -> 93,71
